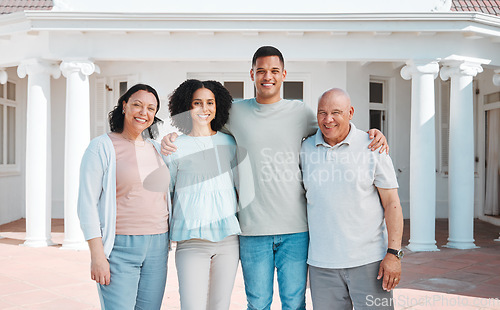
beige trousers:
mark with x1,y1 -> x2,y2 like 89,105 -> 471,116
175,235 -> 239,310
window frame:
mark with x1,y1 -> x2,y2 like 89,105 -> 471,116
282,81 -> 304,102
369,76 -> 395,140
92,75 -> 138,138
187,72 -> 311,106
187,72 -> 254,100
281,72 -> 312,110
0,80 -> 20,176
368,76 -> 395,158
369,79 -> 387,132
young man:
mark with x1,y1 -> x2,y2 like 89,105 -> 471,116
301,88 -> 403,310
162,46 -> 388,309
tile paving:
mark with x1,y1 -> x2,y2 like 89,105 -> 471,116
0,218 -> 499,309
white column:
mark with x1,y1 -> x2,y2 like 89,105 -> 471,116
60,60 -> 98,250
493,70 -> 500,86
18,59 -> 60,247
401,60 -> 439,252
440,60 -> 483,249
0,69 -> 7,84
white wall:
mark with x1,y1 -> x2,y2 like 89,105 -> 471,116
394,77 -> 412,219
91,60 -> 346,134
285,61 -> 347,111
0,68 -> 27,225
51,78 -> 66,219
0,70 -> 69,224
346,62 -> 370,131
49,59 -> 415,220
346,62 -> 414,218
34,59 -> 498,223
475,67 -> 500,219
83,60 -> 419,218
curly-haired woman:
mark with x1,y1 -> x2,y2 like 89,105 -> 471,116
167,79 -> 240,310
78,84 -> 170,309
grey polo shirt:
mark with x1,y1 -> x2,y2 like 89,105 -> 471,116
300,124 -> 399,269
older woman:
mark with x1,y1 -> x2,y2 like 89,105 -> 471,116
78,84 -> 170,310
167,79 -> 240,310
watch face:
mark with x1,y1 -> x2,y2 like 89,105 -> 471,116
388,248 -> 404,259
397,249 -> 404,259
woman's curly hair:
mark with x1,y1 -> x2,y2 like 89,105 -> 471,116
108,83 -> 162,139
168,79 -> 233,134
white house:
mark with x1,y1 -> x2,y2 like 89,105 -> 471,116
0,0 -> 499,251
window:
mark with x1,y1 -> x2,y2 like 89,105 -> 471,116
187,73 -> 254,101
187,73 -> 309,105
283,81 -> 304,101
224,82 -> 244,101
0,81 -> 17,172
93,76 -> 137,138
119,81 -> 128,97
485,91 -> 500,105
369,80 -> 387,134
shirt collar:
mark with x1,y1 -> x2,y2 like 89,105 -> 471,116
315,122 -> 357,148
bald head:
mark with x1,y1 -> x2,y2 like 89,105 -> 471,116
317,88 -> 354,146
318,88 -> 351,110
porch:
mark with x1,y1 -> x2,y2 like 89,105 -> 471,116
0,218 -> 499,309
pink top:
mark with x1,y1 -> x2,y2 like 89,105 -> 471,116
109,133 -> 169,235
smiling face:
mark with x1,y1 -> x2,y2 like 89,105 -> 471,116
190,87 -> 216,130
250,55 -> 287,104
317,89 -> 354,146
122,89 -> 158,137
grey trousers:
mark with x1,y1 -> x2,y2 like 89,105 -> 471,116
309,260 -> 394,310
175,235 -> 239,310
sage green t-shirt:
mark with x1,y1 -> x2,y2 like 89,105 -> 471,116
226,98 -> 317,236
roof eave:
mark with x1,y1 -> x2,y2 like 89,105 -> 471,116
0,11 -> 499,36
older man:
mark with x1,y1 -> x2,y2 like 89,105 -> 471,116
300,88 -> 404,310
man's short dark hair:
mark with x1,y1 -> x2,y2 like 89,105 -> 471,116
252,46 -> 285,68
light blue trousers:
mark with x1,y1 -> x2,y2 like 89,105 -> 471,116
97,232 -> 169,310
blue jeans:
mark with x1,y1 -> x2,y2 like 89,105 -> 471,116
98,233 -> 169,310
239,231 -> 309,310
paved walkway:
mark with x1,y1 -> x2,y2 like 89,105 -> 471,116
0,219 -> 499,309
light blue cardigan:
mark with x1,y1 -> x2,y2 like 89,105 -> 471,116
77,133 -> 171,258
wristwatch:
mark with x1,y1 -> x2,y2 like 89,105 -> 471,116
387,248 -> 404,260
